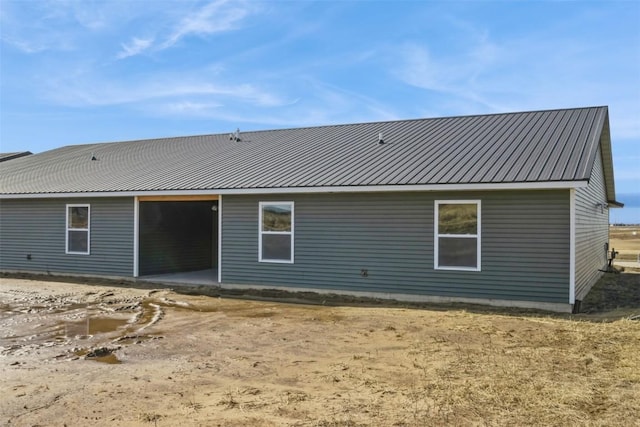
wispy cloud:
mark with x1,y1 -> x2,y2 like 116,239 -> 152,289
117,37 -> 154,59
1,36 -> 48,54
163,101 -> 224,115
0,0 -> 76,53
0,0 -> 135,53
43,70 -> 292,109
161,0 -> 252,49
143,77 -> 401,129
112,1 -> 254,59
393,42 -> 505,113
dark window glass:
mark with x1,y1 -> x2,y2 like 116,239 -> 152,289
438,237 -> 477,268
68,230 -> 89,253
261,234 -> 291,261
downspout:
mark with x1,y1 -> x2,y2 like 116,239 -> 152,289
569,188 -> 576,307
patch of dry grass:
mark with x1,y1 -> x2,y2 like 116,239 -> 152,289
394,316 -> 640,426
2,276 -> 639,426
610,225 -> 640,262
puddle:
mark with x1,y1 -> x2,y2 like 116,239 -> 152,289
114,334 -> 162,345
64,317 -> 131,338
89,317 -> 130,334
2,292 -> 184,361
91,353 -> 121,364
0,287 -> 180,365
75,347 -> 122,364
242,311 -> 277,318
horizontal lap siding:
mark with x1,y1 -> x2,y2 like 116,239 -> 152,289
0,198 -> 134,276
575,147 -> 608,301
222,190 -> 570,303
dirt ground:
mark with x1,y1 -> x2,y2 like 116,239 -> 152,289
610,225 -> 640,264
1,271 -> 639,427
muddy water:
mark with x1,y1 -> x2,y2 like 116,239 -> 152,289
1,287 -> 305,365
63,316 -> 131,337
0,288 -> 170,364
74,347 -> 122,364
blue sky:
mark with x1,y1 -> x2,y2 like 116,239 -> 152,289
1,0 -> 639,222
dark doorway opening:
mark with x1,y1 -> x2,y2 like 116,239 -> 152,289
139,201 -> 218,276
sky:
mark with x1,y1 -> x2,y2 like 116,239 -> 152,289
1,0 -> 639,223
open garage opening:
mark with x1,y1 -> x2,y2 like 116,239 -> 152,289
138,199 -> 218,280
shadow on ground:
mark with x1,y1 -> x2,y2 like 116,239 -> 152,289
580,270 -> 640,315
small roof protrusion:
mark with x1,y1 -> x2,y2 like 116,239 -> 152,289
229,128 -> 241,142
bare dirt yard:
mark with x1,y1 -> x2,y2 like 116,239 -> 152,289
610,225 -> 640,266
1,270 -> 639,426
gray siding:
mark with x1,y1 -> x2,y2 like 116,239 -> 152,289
0,198 -> 134,277
222,190 -> 570,303
574,146 -> 608,301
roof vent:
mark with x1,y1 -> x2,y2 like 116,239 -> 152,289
378,132 -> 384,144
229,128 -> 241,142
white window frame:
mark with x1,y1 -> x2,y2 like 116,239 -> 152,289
434,200 -> 481,271
259,201 -> 294,263
66,204 -> 91,255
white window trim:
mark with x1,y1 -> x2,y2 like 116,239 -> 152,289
66,203 -> 90,255
258,201 -> 294,264
434,200 -> 481,271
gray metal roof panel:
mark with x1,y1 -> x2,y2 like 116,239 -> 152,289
0,151 -> 32,162
0,106 -> 613,195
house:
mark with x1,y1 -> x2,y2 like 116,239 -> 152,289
0,106 -> 623,312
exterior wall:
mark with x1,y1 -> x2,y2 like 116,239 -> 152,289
0,197 -> 134,277
574,147 -> 609,301
221,190 -> 570,304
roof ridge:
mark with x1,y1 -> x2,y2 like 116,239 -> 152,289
53,106 -> 608,148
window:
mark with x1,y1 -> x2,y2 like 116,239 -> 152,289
434,200 -> 480,271
259,202 -> 294,263
66,204 -> 90,254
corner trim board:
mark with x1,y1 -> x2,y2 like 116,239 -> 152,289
569,188 -> 576,305
218,195 -> 222,283
133,196 -> 139,277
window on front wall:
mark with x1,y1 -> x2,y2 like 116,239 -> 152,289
259,202 -> 294,263
66,204 -> 90,254
435,200 -> 480,271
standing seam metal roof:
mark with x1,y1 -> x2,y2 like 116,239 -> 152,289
0,106 -> 617,199
0,152 -> 32,162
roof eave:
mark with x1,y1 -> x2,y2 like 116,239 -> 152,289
598,110 -> 619,204
0,180 -> 589,199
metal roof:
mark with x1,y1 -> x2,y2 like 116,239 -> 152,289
0,151 -> 32,162
0,107 -> 618,200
